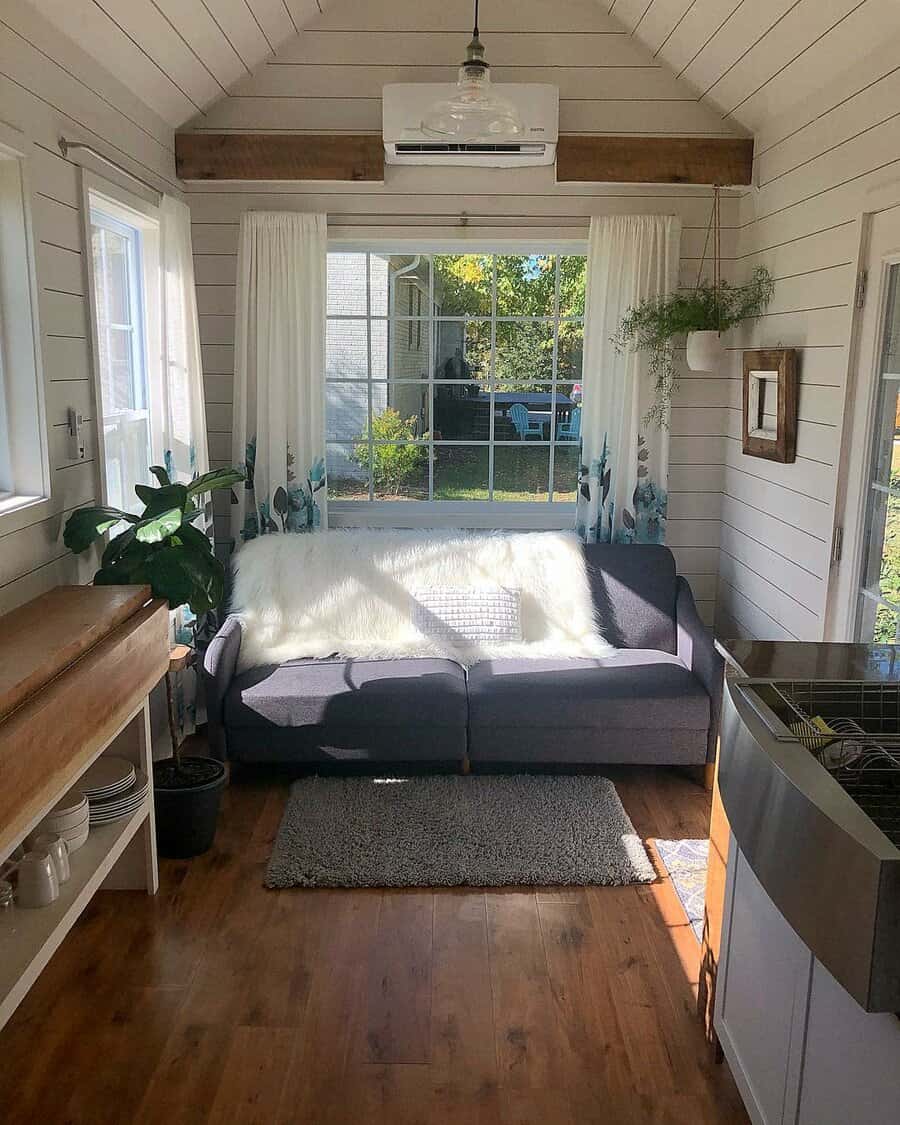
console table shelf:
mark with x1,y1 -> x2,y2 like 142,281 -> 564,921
0,786 -> 148,1027
0,585 -> 169,1031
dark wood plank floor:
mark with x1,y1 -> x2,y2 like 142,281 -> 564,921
2,764 -> 749,1124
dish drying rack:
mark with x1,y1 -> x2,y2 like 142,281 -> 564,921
751,680 -> 900,848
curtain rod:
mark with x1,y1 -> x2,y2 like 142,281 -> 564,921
58,137 -> 164,200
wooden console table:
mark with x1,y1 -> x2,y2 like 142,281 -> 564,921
0,585 -> 169,1030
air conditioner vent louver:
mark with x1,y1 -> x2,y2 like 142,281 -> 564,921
395,143 -> 546,155
383,85 -> 558,167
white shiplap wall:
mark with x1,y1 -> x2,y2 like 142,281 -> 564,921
0,0 -> 178,614
186,0 -> 744,627
713,41 -> 900,640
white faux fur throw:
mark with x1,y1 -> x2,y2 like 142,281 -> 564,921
230,529 -> 614,671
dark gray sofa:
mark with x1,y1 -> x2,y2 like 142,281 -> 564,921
203,543 -> 722,768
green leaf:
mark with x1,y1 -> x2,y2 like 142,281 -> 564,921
64,506 -> 137,553
182,506 -> 204,523
135,507 -> 183,544
186,547 -> 225,613
148,465 -> 171,486
134,483 -> 161,506
101,528 -> 136,569
142,547 -> 198,609
186,467 -> 245,497
139,483 -> 189,521
143,543 -> 225,614
173,522 -> 213,554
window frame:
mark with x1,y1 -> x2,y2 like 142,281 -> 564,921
326,238 -> 587,529
0,121 -> 50,526
81,173 -> 161,512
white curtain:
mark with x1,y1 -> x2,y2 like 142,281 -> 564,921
231,211 -> 327,542
159,195 -> 211,738
576,214 -> 681,544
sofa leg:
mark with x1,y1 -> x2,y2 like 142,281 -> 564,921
686,764 -> 715,791
461,754 -> 471,775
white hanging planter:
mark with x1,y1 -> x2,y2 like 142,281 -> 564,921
686,330 -> 726,373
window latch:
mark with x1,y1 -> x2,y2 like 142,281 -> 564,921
67,408 -> 85,461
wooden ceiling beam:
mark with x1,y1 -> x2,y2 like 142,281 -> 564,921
175,132 -> 753,186
176,133 -> 385,182
555,135 -> 753,185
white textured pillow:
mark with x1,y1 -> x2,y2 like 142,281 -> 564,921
411,587 -> 522,646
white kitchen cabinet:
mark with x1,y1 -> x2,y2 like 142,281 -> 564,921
716,846 -> 812,1125
715,838 -> 900,1125
798,959 -> 900,1125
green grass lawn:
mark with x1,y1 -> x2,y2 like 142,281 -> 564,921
330,444 -> 579,503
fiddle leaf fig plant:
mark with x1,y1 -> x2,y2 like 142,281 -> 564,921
64,465 -> 245,615
613,266 -> 775,427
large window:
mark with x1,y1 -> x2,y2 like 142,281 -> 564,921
87,187 -> 160,516
325,250 -> 586,520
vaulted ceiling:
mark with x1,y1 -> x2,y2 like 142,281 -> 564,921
613,0 -> 900,135
23,0 -> 900,134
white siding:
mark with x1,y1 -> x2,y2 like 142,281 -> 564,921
715,46 -> 900,639
0,0 -> 177,614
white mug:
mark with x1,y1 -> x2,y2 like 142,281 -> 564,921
16,848 -> 59,909
31,833 -> 70,885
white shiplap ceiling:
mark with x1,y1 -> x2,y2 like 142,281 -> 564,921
23,0 -> 328,126
23,0 -> 900,133
610,0 -> 900,134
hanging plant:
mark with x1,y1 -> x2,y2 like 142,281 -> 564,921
612,266 -> 775,427
612,187 -> 774,426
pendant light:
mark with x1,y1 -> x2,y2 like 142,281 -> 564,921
421,1 -> 524,142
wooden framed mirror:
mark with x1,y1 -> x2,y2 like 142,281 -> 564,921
742,348 -> 797,462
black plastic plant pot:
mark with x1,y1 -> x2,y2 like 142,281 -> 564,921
153,756 -> 227,859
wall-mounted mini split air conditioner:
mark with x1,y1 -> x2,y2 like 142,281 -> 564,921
382,84 -> 559,168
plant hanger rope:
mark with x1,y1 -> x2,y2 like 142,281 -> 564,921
695,185 -> 722,331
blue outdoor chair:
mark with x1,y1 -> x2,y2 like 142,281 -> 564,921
509,402 -> 544,440
557,406 -> 582,442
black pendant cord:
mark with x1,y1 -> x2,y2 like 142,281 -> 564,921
474,0 -> 479,37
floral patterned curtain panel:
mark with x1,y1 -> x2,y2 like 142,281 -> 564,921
576,214 -> 681,544
231,212 -> 327,542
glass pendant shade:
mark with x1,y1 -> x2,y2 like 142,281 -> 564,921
421,6 -> 523,142
421,61 -> 524,141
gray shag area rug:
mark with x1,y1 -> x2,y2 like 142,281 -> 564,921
265,774 -> 655,889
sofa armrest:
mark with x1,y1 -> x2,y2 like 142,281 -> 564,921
676,576 -> 724,762
203,614 -> 242,761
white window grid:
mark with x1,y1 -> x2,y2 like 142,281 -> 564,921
325,251 -> 585,504
90,210 -> 148,416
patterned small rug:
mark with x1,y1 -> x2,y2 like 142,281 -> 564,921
266,774 -> 655,889
654,838 -> 709,941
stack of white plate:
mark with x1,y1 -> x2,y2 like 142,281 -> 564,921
29,787 -> 90,852
87,764 -> 150,826
80,755 -> 136,803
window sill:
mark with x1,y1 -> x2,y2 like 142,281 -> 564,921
328,500 -> 576,530
0,493 -> 51,533
0,492 -> 45,517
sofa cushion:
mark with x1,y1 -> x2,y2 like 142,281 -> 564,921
582,543 -> 678,653
225,657 -> 468,730
467,651 -> 709,731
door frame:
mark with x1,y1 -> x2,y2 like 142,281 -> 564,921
825,210 -> 900,640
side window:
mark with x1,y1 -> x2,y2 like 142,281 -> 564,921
0,128 -> 48,514
90,210 -> 151,515
86,190 -> 160,515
